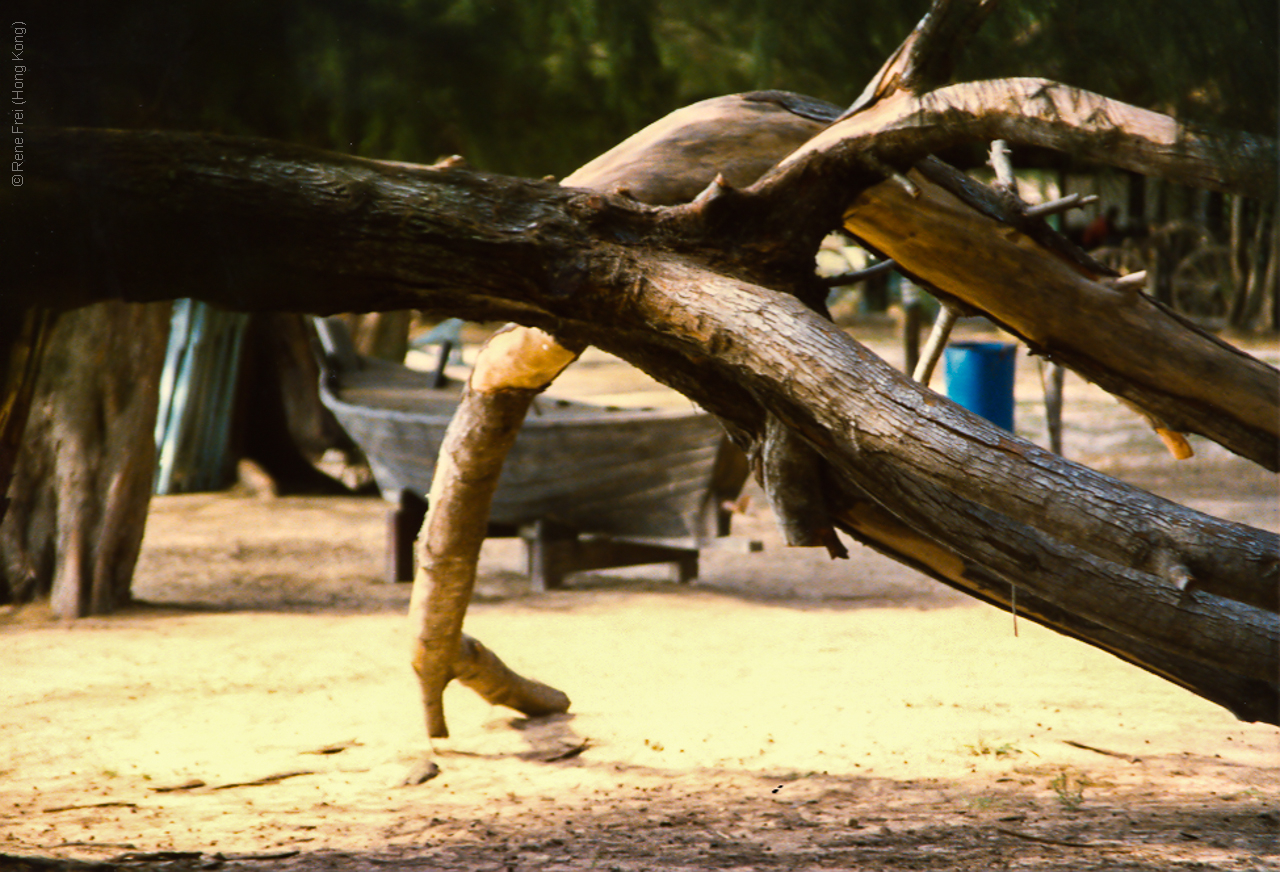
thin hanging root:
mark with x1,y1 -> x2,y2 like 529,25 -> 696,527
1155,427 -> 1194,460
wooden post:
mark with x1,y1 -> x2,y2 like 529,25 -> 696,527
521,519 -> 702,591
1042,360 -> 1066,455
388,490 -> 428,583
521,519 -> 578,592
902,283 -> 923,375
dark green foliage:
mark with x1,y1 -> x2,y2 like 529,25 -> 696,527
32,1 -> 1277,177
960,0 -> 1278,136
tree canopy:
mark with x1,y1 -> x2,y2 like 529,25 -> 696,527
36,0 -> 1278,177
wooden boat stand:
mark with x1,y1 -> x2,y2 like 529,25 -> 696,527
387,490 -> 701,591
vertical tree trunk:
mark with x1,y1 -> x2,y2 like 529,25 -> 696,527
233,313 -> 351,495
0,301 -> 171,616
1,309 -> 58,529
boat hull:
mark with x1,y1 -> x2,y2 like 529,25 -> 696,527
320,368 -> 730,540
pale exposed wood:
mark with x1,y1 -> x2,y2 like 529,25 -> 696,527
409,377 -> 562,739
450,634 -> 571,720
911,305 -> 958,386
562,91 -> 837,205
1025,193 -> 1098,218
469,326 -> 579,392
845,0 -> 1001,116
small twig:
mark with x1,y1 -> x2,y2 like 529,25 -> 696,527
42,800 -> 138,814
1109,270 -> 1147,288
1063,739 -> 1142,763
210,770 -> 316,790
150,779 -> 206,793
540,740 -> 590,762
111,852 -> 203,863
821,258 -> 897,287
220,850 -> 303,862
302,739 -> 362,755
1025,193 -> 1098,218
993,827 -> 1097,849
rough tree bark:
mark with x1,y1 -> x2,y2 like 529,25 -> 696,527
0,309 -> 57,529
398,6 -> 1280,739
234,313 -> 351,495
0,302 -> 171,616
2,5 -> 1276,722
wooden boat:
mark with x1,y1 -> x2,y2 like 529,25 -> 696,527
312,318 -> 747,588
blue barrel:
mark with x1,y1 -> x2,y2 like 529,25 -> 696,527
943,342 -> 1016,430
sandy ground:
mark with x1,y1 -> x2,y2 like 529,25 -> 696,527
1,326 -> 1277,871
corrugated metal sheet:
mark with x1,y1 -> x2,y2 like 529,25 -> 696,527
153,300 -> 249,494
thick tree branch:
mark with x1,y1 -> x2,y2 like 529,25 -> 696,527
774,77 -> 1278,200
843,163 -> 1280,469
543,248 -> 1278,710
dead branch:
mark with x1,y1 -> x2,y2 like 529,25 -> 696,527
7,79 -> 1278,727
841,162 -> 1279,469
409,327 -> 578,738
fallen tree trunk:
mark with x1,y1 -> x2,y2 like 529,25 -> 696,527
401,82 -> 1280,739
3,102 -> 1276,720
11,115 -> 1275,473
